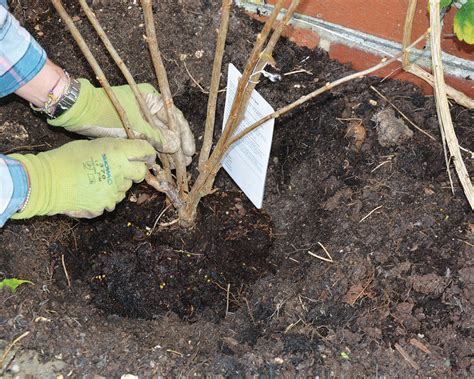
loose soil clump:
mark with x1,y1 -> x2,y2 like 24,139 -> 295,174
1,0 -> 472,377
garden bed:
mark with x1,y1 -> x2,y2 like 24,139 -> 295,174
0,0 -> 472,376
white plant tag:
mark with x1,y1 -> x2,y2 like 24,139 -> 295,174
222,63 -> 275,209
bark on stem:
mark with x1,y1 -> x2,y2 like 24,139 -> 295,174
198,0 -> 233,170
237,0 -> 300,124
428,0 -> 474,209
141,0 -> 189,196
402,0 -> 417,67
179,0 -> 286,223
402,0 -> 473,109
230,32 -> 429,146
78,0 -> 172,178
214,0 -> 286,154
51,0 -> 180,206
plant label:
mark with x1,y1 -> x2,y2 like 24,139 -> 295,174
222,63 -> 275,209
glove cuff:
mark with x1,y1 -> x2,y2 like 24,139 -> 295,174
47,78 -> 94,129
8,153 -> 52,219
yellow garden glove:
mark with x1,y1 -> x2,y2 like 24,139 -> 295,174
48,79 -> 195,161
9,138 -> 156,219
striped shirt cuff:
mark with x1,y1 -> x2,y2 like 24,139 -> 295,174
0,155 -> 29,227
0,4 -> 47,97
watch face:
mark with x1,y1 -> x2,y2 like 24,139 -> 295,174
51,79 -> 81,119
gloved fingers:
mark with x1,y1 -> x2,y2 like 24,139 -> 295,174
122,162 -> 148,183
117,139 -> 157,166
64,208 -> 104,219
105,191 -> 126,212
178,121 -> 196,157
148,122 -> 180,154
138,83 -> 160,97
65,124 -> 128,139
145,92 -> 195,156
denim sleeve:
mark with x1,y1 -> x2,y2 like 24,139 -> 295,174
0,155 -> 29,227
0,4 -> 47,97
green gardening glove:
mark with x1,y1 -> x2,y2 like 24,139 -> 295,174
48,79 -> 195,162
9,138 -> 156,219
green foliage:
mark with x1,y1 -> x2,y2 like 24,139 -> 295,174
454,0 -> 474,43
440,0 -> 454,8
340,351 -> 350,360
0,278 -> 32,293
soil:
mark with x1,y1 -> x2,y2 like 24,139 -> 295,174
1,0 -> 473,377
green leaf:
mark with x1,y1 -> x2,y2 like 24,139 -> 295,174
440,0 -> 455,8
454,0 -> 474,43
0,278 -> 33,293
340,351 -> 350,360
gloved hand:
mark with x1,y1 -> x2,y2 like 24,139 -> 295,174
9,138 -> 156,219
48,79 -> 195,162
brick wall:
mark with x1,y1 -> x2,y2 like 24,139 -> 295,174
240,0 -> 474,96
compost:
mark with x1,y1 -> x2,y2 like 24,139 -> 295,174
0,0 -> 472,377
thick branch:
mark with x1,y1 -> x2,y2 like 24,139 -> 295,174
236,0 -> 301,132
198,0 -> 233,170
230,32 -> 429,146
404,64 -> 474,109
402,0 -> 417,67
402,0 -> 473,109
141,0 -> 189,195
429,0 -> 473,209
51,0 -> 180,206
78,0 -> 172,178
214,0 -> 286,153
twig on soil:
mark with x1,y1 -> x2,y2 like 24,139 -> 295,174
409,338 -> 431,354
141,0 -> 189,195
0,331 -> 30,369
166,349 -> 184,357
244,297 -> 256,325
183,60 -> 208,94
429,0 -> 474,210
359,205 -> 383,223
307,241 -> 334,263
370,86 -> 436,141
402,0 -> 474,109
283,68 -> 313,76
395,343 -> 421,370
225,283 -> 231,318
4,143 -> 50,154
229,31 -> 429,146
148,204 -> 172,236
199,0 -> 233,170
61,254 -> 71,288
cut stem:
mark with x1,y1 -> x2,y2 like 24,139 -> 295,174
230,31 -> 429,146
141,0 -> 189,196
401,0 -> 473,109
52,0 -> 180,206
78,0 -> 172,177
428,0 -> 474,209
198,0 -> 233,170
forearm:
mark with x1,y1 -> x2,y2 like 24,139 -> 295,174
14,59 -> 69,107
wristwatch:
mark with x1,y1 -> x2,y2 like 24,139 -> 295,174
30,73 -> 81,119
50,78 -> 81,119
